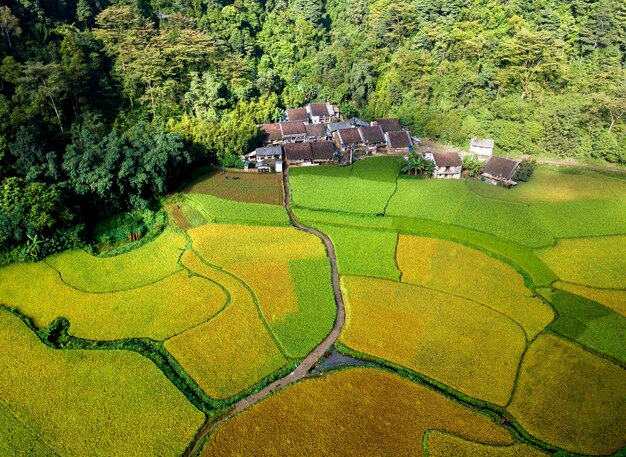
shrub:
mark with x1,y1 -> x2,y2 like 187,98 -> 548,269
513,159 -> 536,182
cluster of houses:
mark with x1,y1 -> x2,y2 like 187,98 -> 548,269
242,102 -> 521,187
244,102 -> 417,170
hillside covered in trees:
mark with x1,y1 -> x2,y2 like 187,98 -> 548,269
1,0 -> 625,259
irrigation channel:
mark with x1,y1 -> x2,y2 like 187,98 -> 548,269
183,167 -> 347,457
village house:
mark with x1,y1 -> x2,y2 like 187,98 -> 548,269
258,123 -> 282,146
385,130 -> 413,154
284,142 -> 313,166
305,123 -> 328,142
470,138 -> 495,160
359,125 -> 386,152
311,141 -> 336,165
279,121 -> 307,142
481,156 -> 520,187
372,118 -> 402,133
245,145 -> 282,163
425,151 -> 463,179
307,102 -> 339,124
334,127 -> 363,152
286,108 -> 309,123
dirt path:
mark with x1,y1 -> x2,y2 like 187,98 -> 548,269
183,168 -> 346,457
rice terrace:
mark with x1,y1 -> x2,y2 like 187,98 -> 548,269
0,153 -> 623,457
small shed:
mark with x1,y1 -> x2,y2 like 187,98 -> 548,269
481,156 -> 520,187
470,138 -> 495,160
427,151 -> 462,179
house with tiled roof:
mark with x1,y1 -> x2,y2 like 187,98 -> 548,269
305,123 -> 327,141
306,102 -> 339,124
481,156 -> 520,187
284,142 -> 313,166
286,108 -> 309,123
335,127 -> 363,151
425,151 -> 462,179
258,123 -> 283,145
385,130 -> 413,154
372,118 -> 402,133
311,141 -> 336,164
279,121 -> 307,142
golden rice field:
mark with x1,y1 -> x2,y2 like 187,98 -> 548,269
538,235 -> 626,289
165,250 -> 288,399
554,281 -> 626,317
425,430 -> 548,457
0,261 -> 227,341
201,368 -> 514,457
465,167 -> 626,204
184,170 -> 284,205
0,310 -> 204,457
508,334 -> 626,456
396,235 -> 554,338
339,276 -> 526,406
45,228 -> 188,292
187,224 -> 336,358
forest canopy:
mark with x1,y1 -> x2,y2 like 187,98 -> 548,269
0,0 -> 625,258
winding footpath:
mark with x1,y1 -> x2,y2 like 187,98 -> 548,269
183,167 -> 346,457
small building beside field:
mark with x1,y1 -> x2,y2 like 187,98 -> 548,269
359,125 -> 386,152
284,142 -> 313,166
481,156 -> 520,187
385,130 -> 413,154
470,138 -> 495,160
334,127 -> 363,152
246,145 -> 283,163
311,141 -> 336,164
426,151 -> 462,179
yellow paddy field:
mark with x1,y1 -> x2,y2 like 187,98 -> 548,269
202,368 -> 514,457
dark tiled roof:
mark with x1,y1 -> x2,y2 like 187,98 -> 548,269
284,142 -> 313,161
359,126 -> 385,144
255,146 -> 282,157
311,141 -> 335,161
337,128 -> 363,145
259,124 -> 282,142
309,103 -> 331,117
286,108 -> 308,122
482,156 -> 520,180
327,121 -> 351,133
373,118 -> 402,132
305,123 -> 327,138
280,121 -> 306,136
431,152 -> 462,167
386,130 -> 412,149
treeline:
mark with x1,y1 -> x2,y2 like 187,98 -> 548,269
1,0 -> 625,259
